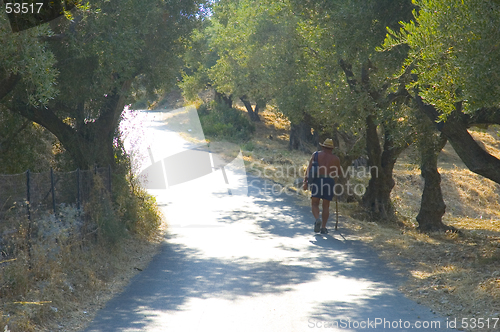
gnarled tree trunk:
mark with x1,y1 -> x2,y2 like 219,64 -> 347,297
416,96 -> 500,185
362,115 -> 406,221
416,133 -> 450,231
289,113 -> 318,153
13,80 -> 131,169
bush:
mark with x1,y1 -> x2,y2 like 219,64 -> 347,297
240,141 -> 255,151
112,164 -> 162,240
197,101 -> 255,141
86,175 -> 125,244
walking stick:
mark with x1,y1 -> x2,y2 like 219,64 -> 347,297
335,196 -> 339,230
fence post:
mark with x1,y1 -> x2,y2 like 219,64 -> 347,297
76,168 -> 81,211
50,167 -> 56,214
26,169 -> 32,267
108,164 -> 112,193
26,169 -> 31,222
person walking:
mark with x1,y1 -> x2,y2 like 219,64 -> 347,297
303,138 -> 341,234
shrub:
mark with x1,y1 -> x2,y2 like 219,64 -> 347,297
240,141 -> 255,151
197,101 -> 255,141
112,165 -> 162,240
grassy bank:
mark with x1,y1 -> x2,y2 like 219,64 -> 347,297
0,173 -> 164,332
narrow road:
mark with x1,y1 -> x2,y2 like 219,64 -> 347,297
84,108 -> 454,331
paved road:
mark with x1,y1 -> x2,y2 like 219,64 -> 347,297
84,108 -> 454,332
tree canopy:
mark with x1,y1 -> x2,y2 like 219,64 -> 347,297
383,0 -> 500,114
1,0 -> 206,169
178,0 -> 499,229
2,0 -> 499,230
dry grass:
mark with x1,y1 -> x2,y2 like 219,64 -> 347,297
0,220 -> 163,332
393,129 -> 500,222
0,183 -> 165,332
230,107 -> 500,331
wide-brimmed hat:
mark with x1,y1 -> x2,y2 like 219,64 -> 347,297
319,138 -> 334,149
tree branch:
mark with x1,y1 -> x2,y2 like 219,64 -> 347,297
338,59 -> 358,92
466,107 -> 500,126
415,94 -> 500,184
0,119 -> 30,154
13,101 -> 89,163
0,74 -> 20,101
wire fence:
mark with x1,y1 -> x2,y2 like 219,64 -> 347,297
0,166 -> 112,224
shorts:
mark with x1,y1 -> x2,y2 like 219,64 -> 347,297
310,177 -> 335,201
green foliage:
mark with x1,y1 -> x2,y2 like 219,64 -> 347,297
0,13 -> 58,106
0,112 -> 56,173
85,166 -> 163,243
381,0 -> 500,114
179,24 -> 220,102
180,0 -> 289,106
113,135 -> 162,238
130,189 -> 162,239
209,0 -> 274,100
240,141 -> 255,151
198,101 -> 255,141
87,176 -> 125,244
113,171 -> 162,240
1,0 -> 206,169
290,0 -> 414,62
180,0 -> 416,160
44,0 -> 205,115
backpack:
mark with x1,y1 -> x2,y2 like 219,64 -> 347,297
308,151 -> 319,182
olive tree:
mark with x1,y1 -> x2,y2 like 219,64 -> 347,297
2,0 -> 205,169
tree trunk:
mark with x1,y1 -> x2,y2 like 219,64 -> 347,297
240,95 -> 260,121
416,134 -> 451,232
289,113 -> 318,153
416,96 -> 500,185
254,99 -> 266,119
214,90 -> 233,108
0,74 -> 20,101
13,80 -> 131,169
362,115 -> 406,221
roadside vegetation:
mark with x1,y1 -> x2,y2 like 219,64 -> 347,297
0,141 -> 163,332
197,101 -> 255,141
